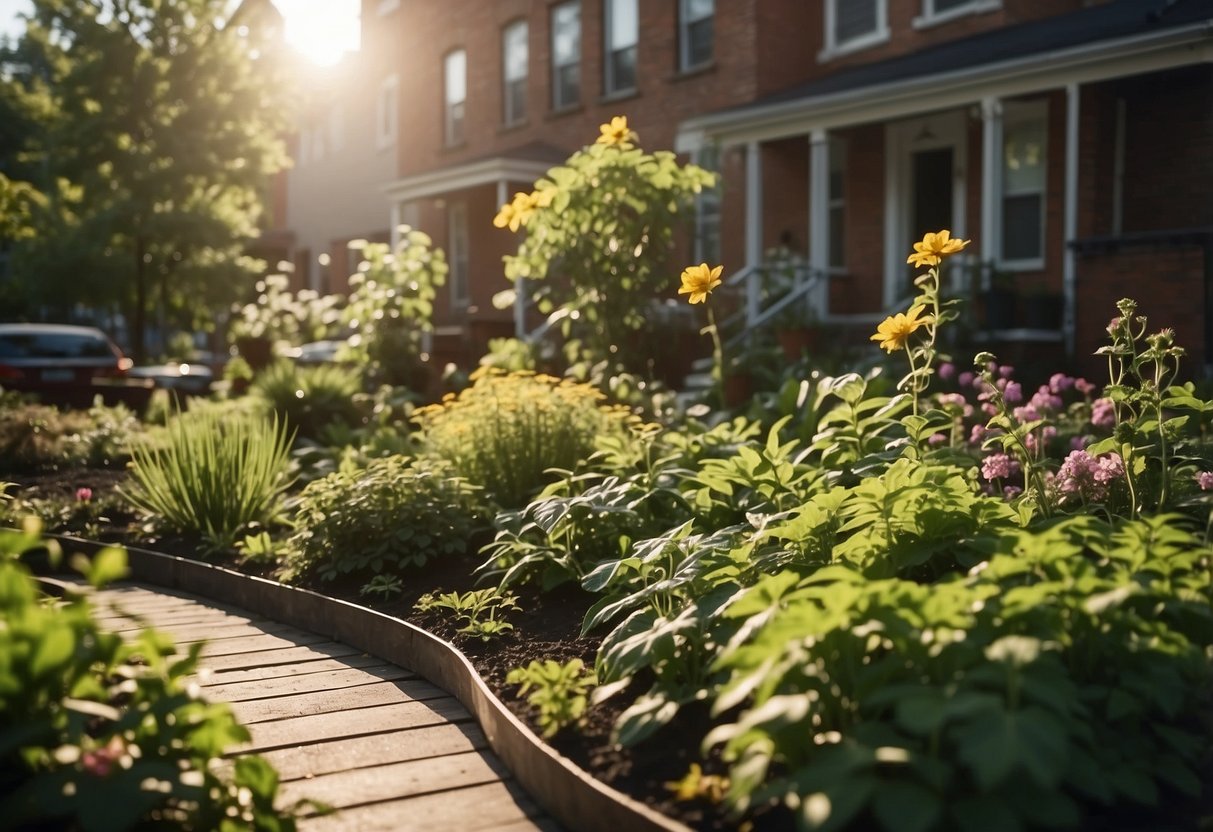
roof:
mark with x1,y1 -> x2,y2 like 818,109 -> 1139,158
680,0 -> 1213,147
382,142 -> 568,203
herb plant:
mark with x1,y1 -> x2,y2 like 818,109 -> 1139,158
506,659 -> 597,738
413,588 -> 520,641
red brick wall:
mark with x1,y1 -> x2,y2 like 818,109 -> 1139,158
830,123 -> 885,315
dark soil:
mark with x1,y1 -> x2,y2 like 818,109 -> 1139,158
7,466 -> 757,831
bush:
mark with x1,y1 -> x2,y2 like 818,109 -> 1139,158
284,455 -> 487,583
0,394 -> 141,472
0,522 -> 297,830
123,408 -> 293,550
252,360 -> 364,441
412,367 -> 634,508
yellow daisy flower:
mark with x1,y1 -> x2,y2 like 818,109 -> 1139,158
870,304 -> 932,352
596,115 -> 636,146
492,191 -> 537,232
678,263 -> 724,304
907,229 -> 970,268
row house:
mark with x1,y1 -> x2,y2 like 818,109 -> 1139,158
285,0 -> 1212,378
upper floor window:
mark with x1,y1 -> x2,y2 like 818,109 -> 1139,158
604,0 -> 637,95
376,74 -> 398,149
679,0 -> 713,71
822,0 -> 888,59
502,21 -> 528,125
551,1 -> 580,110
915,0 -> 1000,28
1000,100 -> 1047,267
444,49 -> 466,146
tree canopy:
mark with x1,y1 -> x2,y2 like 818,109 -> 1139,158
0,0 -> 292,360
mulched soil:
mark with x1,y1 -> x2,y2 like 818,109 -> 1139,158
8,466 -> 766,831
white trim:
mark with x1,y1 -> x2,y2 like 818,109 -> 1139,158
979,96 -> 1002,285
808,130 -> 830,317
680,23 -> 1211,148
376,74 -> 398,150
389,203 -> 402,250
912,0 -> 1000,31
1062,83 -> 1079,357
383,157 -> 555,203
820,0 -> 889,63
744,142 -> 762,326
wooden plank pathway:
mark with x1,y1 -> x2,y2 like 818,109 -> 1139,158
88,581 -> 563,832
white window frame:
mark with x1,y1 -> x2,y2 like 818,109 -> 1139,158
444,49 -> 467,147
820,0 -> 889,62
449,202 -> 470,306
376,74 -> 398,150
998,99 -> 1048,271
678,0 -> 713,72
913,0 -> 1000,30
550,1 -> 581,110
502,21 -> 528,125
604,0 -> 638,95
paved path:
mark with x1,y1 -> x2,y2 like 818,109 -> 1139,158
89,581 -> 561,832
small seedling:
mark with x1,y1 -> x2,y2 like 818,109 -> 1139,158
505,658 -> 596,737
413,588 -> 519,640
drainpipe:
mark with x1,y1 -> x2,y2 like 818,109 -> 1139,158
808,129 -> 830,318
1063,83 -> 1079,359
745,141 -> 763,336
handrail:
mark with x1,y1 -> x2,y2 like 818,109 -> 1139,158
719,261 -> 831,349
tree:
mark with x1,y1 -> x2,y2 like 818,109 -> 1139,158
2,0 -> 291,360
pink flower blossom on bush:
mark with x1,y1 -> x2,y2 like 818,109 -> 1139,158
928,432 -> 948,446
75,487 -> 93,502
981,453 -> 1020,481
1013,404 -> 1041,422
938,362 -> 955,381
82,736 -> 127,778
1196,471 -> 1213,491
999,365 -> 1015,379
1003,485 -> 1023,500
1003,381 -> 1023,404
1074,378 -> 1096,396
1091,398 -> 1116,429
1049,373 -> 1075,394
1024,426 -> 1057,454
1029,385 -> 1063,413
1056,450 -> 1124,502
958,371 -> 975,388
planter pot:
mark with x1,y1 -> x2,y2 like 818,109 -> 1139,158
33,533 -> 688,832
776,328 -> 819,361
981,288 -> 1017,330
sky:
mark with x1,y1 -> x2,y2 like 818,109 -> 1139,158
0,0 -> 361,65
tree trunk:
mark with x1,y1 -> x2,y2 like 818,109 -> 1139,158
132,234 -> 147,364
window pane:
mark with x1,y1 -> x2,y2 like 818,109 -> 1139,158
555,64 -> 580,108
608,45 -> 636,93
552,2 -> 580,66
687,17 -> 712,66
445,50 -> 466,105
829,206 -> 845,269
1002,194 -> 1042,261
506,78 -> 526,123
684,0 -> 713,23
836,0 -> 877,43
1002,118 -> 1045,193
933,0 -> 971,12
504,22 -> 528,81
607,0 -> 637,50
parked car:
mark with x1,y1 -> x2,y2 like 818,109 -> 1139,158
0,323 -> 149,409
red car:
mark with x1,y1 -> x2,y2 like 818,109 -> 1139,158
0,323 -> 141,408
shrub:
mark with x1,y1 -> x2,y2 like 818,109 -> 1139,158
0,394 -> 141,471
284,455 -> 486,582
229,271 -> 345,350
0,522 -> 298,830
251,360 -> 364,441
413,367 -> 633,508
123,408 -> 293,550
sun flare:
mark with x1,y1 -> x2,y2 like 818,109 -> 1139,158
277,0 -> 360,67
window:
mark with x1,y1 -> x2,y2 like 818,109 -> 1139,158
693,144 -> 721,265
376,74 -> 398,149
828,138 -> 846,270
550,1 -> 580,110
915,0 -> 1000,28
502,21 -> 528,125
679,0 -> 713,71
604,0 -> 637,95
1000,101 -> 1047,266
449,203 -> 469,306
822,0 -> 888,58
444,50 -> 466,146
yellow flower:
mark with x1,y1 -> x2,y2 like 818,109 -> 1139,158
493,191 -> 538,232
678,263 -> 723,304
596,115 -> 636,146
870,304 -> 932,352
907,229 -> 970,268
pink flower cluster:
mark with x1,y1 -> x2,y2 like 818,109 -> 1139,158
981,452 -> 1020,482
1091,397 -> 1116,429
82,736 -> 127,778
1056,450 -> 1124,502
1195,471 -> 1213,491
75,487 -> 93,502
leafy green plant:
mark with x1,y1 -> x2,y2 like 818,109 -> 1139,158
229,271 -> 345,350
360,574 -> 404,600
414,588 -> 520,641
413,367 -> 633,508
506,659 -> 597,738
284,455 -> 486,582
0,396 -> 140,472
252,360 -> 364,441
0,521 -> 302,830
122,408 -> 294,550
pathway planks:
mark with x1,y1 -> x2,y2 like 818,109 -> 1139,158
87,581 -> 559,831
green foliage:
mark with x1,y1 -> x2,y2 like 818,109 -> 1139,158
251,360 -> 364,441
0,395 -> 141,472
499,123 -> 715,373
413,368 -> 634,508
0,522 -> 298,830
229,272 -> 345,350
414,588 -> 520,641
123,408 -> 293,550
506,659 -> 597,738
341,230 -> 448,388
284,455 -> 486,582
478,337 -> 538,372
359,574 -> 404,600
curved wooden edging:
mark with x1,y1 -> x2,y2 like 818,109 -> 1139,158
44,533 -> 689,832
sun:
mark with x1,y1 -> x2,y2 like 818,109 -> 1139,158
276,0 -> 360,67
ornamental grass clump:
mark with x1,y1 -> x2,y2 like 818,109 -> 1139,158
122,408 -> 293,550
252,360 -> 364,441
412,367 -> 633,508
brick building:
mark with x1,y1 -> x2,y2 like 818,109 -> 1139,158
286,0 -> 1213,378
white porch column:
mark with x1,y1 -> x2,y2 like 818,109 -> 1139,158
808,129 -> 830,317
389,201 -> 402,249
1063,83 -> 1080,357
979,97 -> 1002,290
496,179 -> 527,339
744,141 -> 763,331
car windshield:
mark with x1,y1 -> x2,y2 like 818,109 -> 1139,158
0,332 -> 115,359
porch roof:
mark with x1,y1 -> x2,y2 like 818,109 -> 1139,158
678,0 -> 1213,149
382,141 -> 566,204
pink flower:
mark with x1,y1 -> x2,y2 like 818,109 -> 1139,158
969,424 -> 988,445
1049,373 -> 1075,394
1056,450 -> 1124,502
928,432 -> 948,446
1013,404 -> 1041,422
938,362 -> 956,381
1074,378 -> 1096,396
1091,398 -> 1116,429
1003,485 -> 1023,500
1029,385 -> 1063,413
982,452 -> 1020,481
82,736 -> 126,778
958,371 -> 975,388
1024,425 -> 1057,454
1070,435 -> 1088,452
999,365 -> 1015,379
75,487 -> 93,502
1196,471 -> 1213,491
1003,381 -> 1023,404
